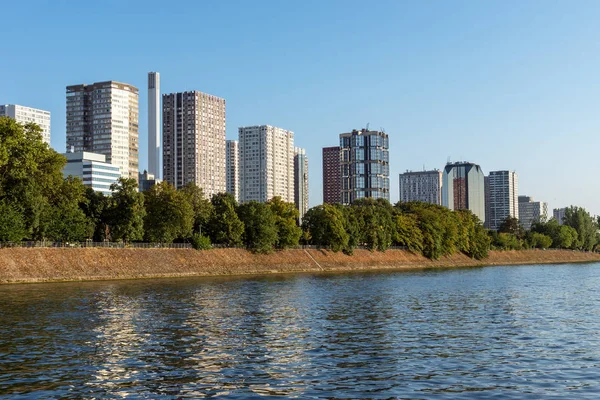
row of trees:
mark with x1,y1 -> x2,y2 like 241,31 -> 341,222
488,206 -> 599,251
1,117 -> 598,259
302,200 -> 491,259
0,115 -> 303,250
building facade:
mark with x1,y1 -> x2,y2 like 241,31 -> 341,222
162,91 -> 226,196
62,152 -> 121,196
239,125 -> 294,203
340,129 -> 390,205
147,72 -> 161,179
226,139 -> 239,202
294,147 -> 309,222
399,170 -> 442,205
553,207 -> 567,225
0,104 -> 51,145
518,196 -> 548,230
66,81 -> 139,182
442,162 -> 485,223
322,146 -> 341,204
485,170 -> 519,230
138,170 -> 159,192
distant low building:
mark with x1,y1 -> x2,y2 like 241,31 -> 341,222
399,169 -> 442,205
62,152 -> 121,196
553,207 -> 567,225
139,170 -> 159,192
518,196 -> 548,230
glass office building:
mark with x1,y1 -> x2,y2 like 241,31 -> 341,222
340,129 -> 389,205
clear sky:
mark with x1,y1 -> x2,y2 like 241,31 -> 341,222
2,0 -> 600,215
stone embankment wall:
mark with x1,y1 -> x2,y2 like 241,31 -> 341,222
1,248 -> 599,284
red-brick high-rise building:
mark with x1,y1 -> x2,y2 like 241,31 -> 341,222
322,146 -> 341,204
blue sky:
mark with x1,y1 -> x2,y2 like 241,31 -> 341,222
2,0 -> 600,215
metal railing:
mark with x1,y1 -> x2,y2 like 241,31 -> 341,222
0,241 -> 407,251
0,241 -> 192,249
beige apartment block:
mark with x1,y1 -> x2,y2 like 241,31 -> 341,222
66,81 -> 139,182
239,125 -> 294,203
162,91 -> 226,196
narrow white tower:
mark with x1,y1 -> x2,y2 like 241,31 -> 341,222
148,72 -> 161,179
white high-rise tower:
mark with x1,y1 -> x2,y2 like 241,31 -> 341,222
148,72 -> 161,179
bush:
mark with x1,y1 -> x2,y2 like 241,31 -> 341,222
191,233 -> 212,250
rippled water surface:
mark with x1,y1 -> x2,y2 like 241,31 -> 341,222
2,263 -> 600,398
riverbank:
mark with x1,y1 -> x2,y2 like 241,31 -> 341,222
1,248 -> 600,284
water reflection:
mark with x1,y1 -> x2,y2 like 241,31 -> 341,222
1,264 -> 600,398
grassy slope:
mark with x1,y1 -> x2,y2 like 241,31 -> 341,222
1,248 -> 599,284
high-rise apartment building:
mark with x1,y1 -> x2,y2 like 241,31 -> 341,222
294,147 -> 309,222
485,170 -> 519,230
553,207 -> 567,225
162,91 -> 226,195
399,170 -> 442,205
226,140 -> 239,202
322,146 -> 341,204
66,81 -> 139,182
340,129 -> 390,205
442,162 -> 485,223
148,72 -> 161,179
518,196 -> 548,230
239,125 -> 294,203
0,104 -> 51,145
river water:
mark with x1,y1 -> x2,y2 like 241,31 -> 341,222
1,263 -> 600,399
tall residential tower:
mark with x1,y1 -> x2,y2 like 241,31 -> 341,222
322,146 -> 341,204
226,139 -> 239,202
162,91 -> 226,195
399,169 -> 442,205
442,161 -> 485,223
294,147 -> 309,222
239,125 -> 294,203
147,72 -> 161,179
66,81 -> 139,181
485,170 -> 519,230
340,129 -> 389,205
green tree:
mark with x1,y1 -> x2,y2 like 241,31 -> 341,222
529,232 -> 553,249
554,225 -> 578,249
498,216 -> 524,238
301,204 -> 349,252
0,200 -> 27,242
207,192 -> 244,246
144,181 -> 193,243
43,177 -> 91,242
267,196 -> 301,249
397,202 -> 447,259
491,232 -> 521,250
181,183 -> 213,235
238,201 -> 278,253
81,187 -> 110,241
106,178 -> 145,242
392,212 -> 424,254
0,117 -> 67,239
337,204 -> 361,254
469,223 -> 491,260
352,198 -> 395,251
563,206 -> 597,251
